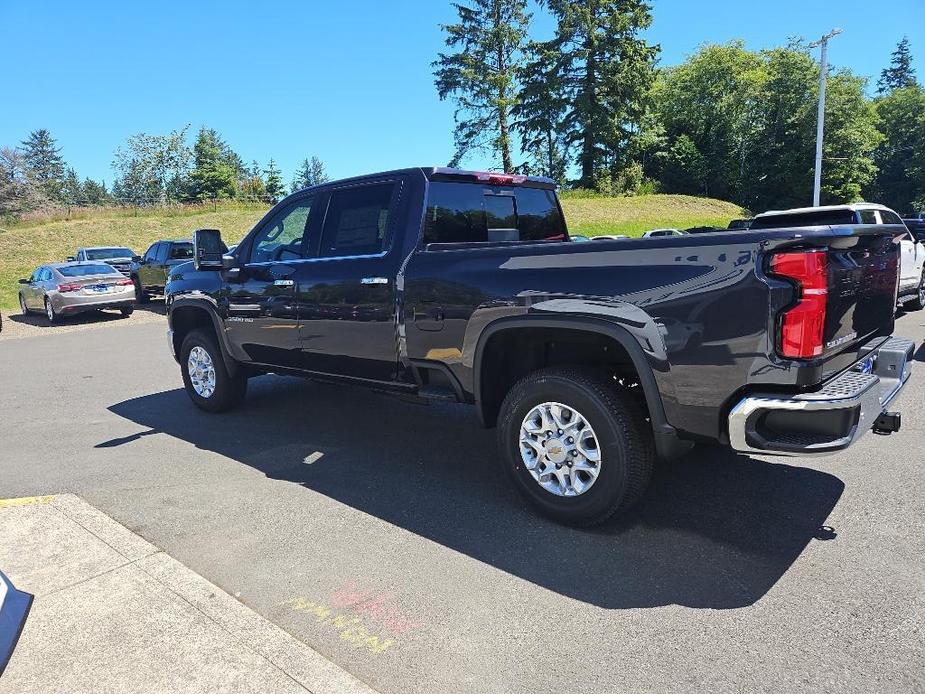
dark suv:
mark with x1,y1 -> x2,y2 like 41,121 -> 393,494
132,240 -> 194,302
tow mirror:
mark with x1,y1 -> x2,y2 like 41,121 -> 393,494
193,229 -> 224,270
18,278 -> 29,284
132,255 -> 142,263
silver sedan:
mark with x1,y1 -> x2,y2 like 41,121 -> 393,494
18,262 -> 136,323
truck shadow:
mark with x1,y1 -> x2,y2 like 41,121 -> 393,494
103,376 -> 844,610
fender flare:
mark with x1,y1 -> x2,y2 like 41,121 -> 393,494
473,315 -> 689,461
168,297 -> 241,377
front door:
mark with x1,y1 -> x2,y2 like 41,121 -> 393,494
138,242 -> 164,291
295,181 -> 402,381
224,193 -> 317,368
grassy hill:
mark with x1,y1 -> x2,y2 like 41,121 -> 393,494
0,194 -> 745,310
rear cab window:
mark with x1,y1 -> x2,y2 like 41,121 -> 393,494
169,243 -> 194,260
423,182 -> 566,246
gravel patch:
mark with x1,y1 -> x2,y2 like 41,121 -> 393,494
0,304 -> 166,341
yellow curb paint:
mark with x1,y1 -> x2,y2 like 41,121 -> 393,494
0,495 -> 56,508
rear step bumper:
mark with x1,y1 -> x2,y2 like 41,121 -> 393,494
728,336 -> 914,455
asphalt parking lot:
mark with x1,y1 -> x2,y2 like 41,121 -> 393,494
1,310 -> 923,693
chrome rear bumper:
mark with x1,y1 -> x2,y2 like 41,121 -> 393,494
728,337 -> 914,455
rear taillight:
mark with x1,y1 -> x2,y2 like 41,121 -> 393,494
57,283 -> 82,293
770,250 -> 828,359
115,278 -> 133,286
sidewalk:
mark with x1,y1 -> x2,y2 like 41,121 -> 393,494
0,494 -> 378,694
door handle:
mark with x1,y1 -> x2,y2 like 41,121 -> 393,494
361,277 -> 389,285
273,279 -> 295,287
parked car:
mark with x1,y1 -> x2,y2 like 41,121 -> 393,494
752,203 -> 925,310
164,167 -> 913,526
132,240 -> 195,302
591,234 -> 629,240
642,228 -> 686,237
19,262 -> 135,322
68,247 -> 136,277
684,225 -> 725,233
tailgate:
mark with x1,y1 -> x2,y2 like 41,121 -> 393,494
825,231 -> 898,353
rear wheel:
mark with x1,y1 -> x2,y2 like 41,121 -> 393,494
44,298 -> 58,324
497,366 -> 654,526
133,277 -> 149,304
180,329 -> 247,413
905,274 -> 925,311
120,305 -> 134,318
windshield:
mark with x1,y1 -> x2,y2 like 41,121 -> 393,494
85,248 -> 134,260
58,264 -> 119,277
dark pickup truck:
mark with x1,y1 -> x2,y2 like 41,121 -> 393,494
165,167 -> 914,525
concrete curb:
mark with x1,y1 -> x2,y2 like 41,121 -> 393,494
0,494 -> 378,694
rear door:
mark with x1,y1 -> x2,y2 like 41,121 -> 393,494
224,193 -> 317,367
294,179 -> 403,380
877,209 -> 917,287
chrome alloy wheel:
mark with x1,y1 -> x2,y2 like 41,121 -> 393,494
187,345 -> 217,399
519,402 -> 601,497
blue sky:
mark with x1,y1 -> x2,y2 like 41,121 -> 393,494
1,0 -> 922,186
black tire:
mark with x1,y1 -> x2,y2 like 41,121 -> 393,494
120,305 -> 134,318
905,274 -> 925,311
133,277 -> 149,304
497,366 -> 654,527
44,298 -> 58,324
179,328 -> 247,413
19,293 -> 30,316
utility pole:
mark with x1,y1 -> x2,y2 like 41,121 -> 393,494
810,28 -> 843,207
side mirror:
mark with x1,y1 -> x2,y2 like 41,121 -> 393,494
222,254 -> 238,270
66,256 -> 76,262
132,255 -> 142,263
18,278 -> 29,284
193,229 -> 224,270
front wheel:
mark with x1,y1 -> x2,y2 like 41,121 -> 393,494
497,366 -> 654,526
133,277 -> 149,304
19,293 -> 30,316
180,329 -> 247,413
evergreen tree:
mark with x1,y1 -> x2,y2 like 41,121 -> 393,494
20,129 -> 66,201
264,159 -> 286,203
513,40 -> 569,182
189,127 -> 237,200
81,178 -> 111,205
112,126 -> 191,203
878,37 -> 916,94
434,0 -> 530,171
290,156 -> 329,192
60,167 -> 84,205
540,0 -> 658,189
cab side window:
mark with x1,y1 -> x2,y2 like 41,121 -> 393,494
155,243 -> 170,263
250,196 -> 314,264
877,210 -> 903,225
143,243 -> 160,263
859,210 -> 878,224
319,184 -> 396,257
